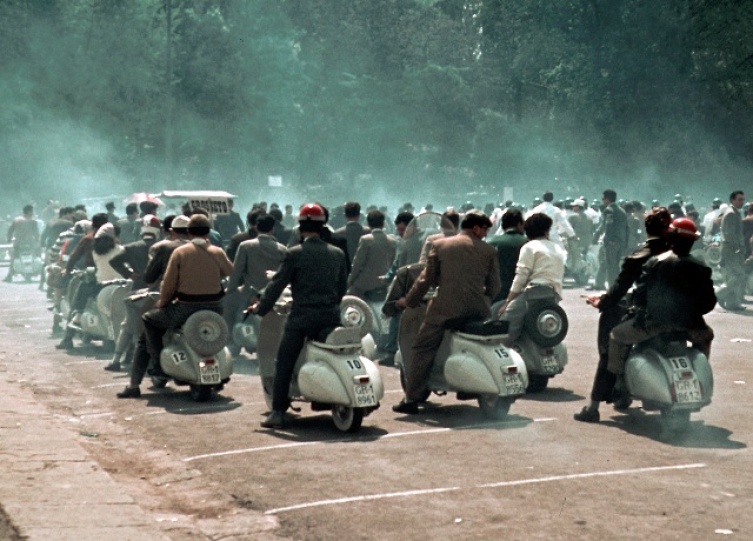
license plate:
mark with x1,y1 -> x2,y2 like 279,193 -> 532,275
674,379 -> 702,404
503,373 -> 525,395
354,383 -> 377,407
199,363 -> 221,384
541,355 -> 560,373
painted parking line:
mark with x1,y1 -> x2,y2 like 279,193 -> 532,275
264,463 -> 707,515
182,417 -> 556,463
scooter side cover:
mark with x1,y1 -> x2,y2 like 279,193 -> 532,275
625,347 -> 712,407
297,359 -> 352,405
443,334 -> 528,395
161,337 -> 233,383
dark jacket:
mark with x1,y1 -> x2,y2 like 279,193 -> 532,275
599,237 -> 670,312
487,230 -> 527,302
110,237 -> 158,289
633,251 -> 716,330
257,236 -> 348,330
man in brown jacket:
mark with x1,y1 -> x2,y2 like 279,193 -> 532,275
117,214 -> 233,398
393,211 -> 501,414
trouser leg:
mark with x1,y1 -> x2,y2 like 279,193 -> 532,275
406,321 -> 445,401
384,314 -> 401,354
688,325 -> 714,359
500,292 -> 528,346
271,328 -> 307,412
608,320 -> 656,374
128,333 -> 150,388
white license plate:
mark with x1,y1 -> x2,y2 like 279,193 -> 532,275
541,355 -> 559,373
503,373 -> 525,395
674,379 -> 702,404
199,363 -> 221,384
354,383 -> 377,407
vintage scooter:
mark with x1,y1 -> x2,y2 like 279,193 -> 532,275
61,268 -> 131,350
256,292 -> 384,432
12,244 -> 44,282
151,307 -> 233,402
396,301 -> 528,420
612,332 -> 713,436
503,285 -> 569,392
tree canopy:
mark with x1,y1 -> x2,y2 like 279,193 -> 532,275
1,0 -> 751,208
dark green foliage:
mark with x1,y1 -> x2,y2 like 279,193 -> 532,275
0,0 -> 751,203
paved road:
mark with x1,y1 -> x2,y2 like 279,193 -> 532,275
0,278 -> 751,540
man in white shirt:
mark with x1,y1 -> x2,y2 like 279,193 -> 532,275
527,191 -> 575,256
497,213 -> 566,346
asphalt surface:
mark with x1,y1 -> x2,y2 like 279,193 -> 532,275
0,275 -> 751,540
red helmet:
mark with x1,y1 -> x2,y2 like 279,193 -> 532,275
668,217 -> 700,240
298,203 -> 326,223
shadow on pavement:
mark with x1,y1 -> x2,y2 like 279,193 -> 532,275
603,409 -> 746,449
140,388 -> 242,415
520,387 -> 585,403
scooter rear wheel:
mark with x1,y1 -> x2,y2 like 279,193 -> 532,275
332,406 -> 364,432
478,395 -> 511,420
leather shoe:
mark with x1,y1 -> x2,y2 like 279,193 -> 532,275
261,410 -> 288,429
392,399 -> 419,415
55,338 -> 74,350
116,386 -> 141,399
104,362 -> 121,372
573,406 -> 600,423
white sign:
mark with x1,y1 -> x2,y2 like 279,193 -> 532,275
503,187 -> 514,203
268,175 -> 283,187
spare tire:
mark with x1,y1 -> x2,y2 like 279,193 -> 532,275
183,310 -> 229,357
704,244 -> 722,266
340,295 -> 373,339
523,302 -> 568,348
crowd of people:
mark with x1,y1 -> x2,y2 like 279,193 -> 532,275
2,187 -> 751,429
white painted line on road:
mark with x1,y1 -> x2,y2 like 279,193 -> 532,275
182,417 -> 556,463
264,463 -> 707,515
64,360 -> 105,366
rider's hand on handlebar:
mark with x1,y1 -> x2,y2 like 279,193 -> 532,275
585,295 -> 601,308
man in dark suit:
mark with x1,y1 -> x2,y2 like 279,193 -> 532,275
592,189 -> 628,289
487,208 -> 527,304
575,208 -> 672,422
334,201 -> 369,266
393,211 -> 501,414
347,210 -> 397,300
248,204 -> 348,429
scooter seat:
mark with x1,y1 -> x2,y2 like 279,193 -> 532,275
458,319 -> 509,336
311,326 -> 362,348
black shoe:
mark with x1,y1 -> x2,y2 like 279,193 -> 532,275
573,406 -> 600,423
392,399 -> 419,415
261,410 -> 288,429
55,338 -> 74,350
380,354 -> 395,367
104,362 -> 121,372
116,386 -> 141,399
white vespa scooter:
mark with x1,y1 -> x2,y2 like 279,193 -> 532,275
396,302 -> 528,420
612,331 -> 713,436
62,268 -> 131,350
504,285 -> 569,392
151,306 -> 234,402
257,292 -> 384,432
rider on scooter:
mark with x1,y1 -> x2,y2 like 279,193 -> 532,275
3,204 -> 40,283
116,214 -> 232,398
392,211 -> 500,415
496,213 -> 566,347
247,203 -> 348,429
574,207 -> 672,423
606,218 -> 716,388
